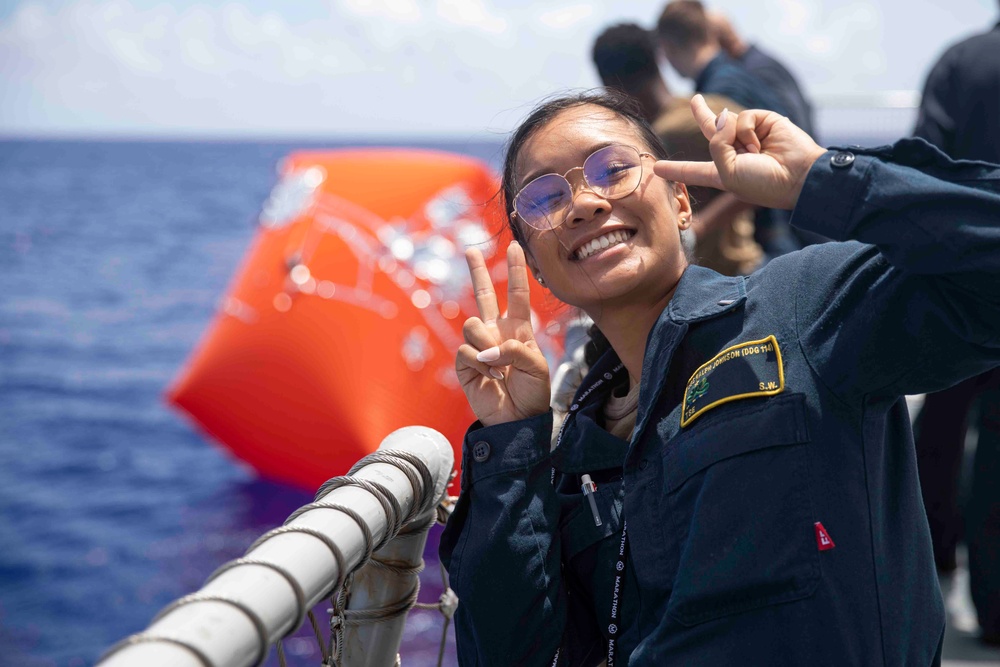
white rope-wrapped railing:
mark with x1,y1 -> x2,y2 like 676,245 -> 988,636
97,426 -> 455,667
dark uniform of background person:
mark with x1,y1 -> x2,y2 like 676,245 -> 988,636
655,0 -> 802,259
911,8 -> 1000,646
706,9 -> 817,141
705,9 -> 831,249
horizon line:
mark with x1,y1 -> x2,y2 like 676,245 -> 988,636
0,129 -> 514,145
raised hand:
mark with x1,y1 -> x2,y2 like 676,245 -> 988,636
456,242 -> 551,427
653,94 -> 828,210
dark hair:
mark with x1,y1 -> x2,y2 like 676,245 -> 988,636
656,0 -> 710,51
500,89 -> 670,245
592,23 -> 661,93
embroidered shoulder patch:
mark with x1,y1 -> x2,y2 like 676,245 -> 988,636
681,335 -> 785,427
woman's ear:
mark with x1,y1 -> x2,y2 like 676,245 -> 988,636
523,246 -> 545,287
672,182 -> 693,230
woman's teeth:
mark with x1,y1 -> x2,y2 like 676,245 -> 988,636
575,230 -> 632,260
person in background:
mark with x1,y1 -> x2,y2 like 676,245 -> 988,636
707,8 -> 828,249
913,13 -> 1000,161
707,9 -> 817,141
654,0 -> 788,117
912,9 -> 1000,646
592,22 -> 762,278
655,0 -> 800,259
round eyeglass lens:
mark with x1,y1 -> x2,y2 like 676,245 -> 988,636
515,173 -> 572,230
583,145 -> 643,200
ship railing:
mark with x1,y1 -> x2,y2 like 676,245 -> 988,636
97,426 -> 457,667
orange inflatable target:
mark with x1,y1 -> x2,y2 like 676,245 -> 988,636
167,149 -> 567,493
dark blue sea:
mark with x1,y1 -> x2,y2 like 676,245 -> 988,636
0,137 -> 506,667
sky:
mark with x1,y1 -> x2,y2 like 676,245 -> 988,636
0,0 -> 997,139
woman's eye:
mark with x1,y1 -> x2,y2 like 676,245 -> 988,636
526,190 -> 566,213
595,161 -> 635,183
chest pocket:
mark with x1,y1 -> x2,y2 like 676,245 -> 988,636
561,481 -> 623,562
662,392 -> 818,626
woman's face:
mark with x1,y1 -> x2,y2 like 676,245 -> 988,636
513,104 -> 691,314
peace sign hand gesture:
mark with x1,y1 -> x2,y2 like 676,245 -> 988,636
653,94 -> 827,210
456,242 -> 551,428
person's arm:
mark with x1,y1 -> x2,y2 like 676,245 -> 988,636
444,243 -> 570,665
912,48 -> 956,155
788,139 -> 1000,396
440,414 -> 568,666
655,96 -> 1000,396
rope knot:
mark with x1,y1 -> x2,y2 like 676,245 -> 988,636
439,588 -> 459,620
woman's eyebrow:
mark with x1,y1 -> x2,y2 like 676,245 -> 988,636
517,140 -> 620,187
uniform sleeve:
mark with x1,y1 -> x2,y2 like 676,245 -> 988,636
913,48 -> 957,154
789,138 -> 1000,399
439,412 -> 566,666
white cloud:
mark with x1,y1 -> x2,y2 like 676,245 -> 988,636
8,3 -> 52,40
0,0 -> 539,135
0,0 -> 997,137
106,30 -> 163,72
538,4 -> 594,31
806,35 -> 831,55
436,0 -> 507,34
773,0 -> 810,36
337,0 -> 422,23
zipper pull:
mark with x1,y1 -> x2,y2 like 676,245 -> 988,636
581,474 -> 602,527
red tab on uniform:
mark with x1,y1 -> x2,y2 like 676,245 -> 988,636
814,522 -> 835,551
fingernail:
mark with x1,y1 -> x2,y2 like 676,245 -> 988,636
715,109 -> 728,132
489,368 -> 504,380
477,346 -> 500,362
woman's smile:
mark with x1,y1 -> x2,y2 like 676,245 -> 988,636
570,228 -> 637,261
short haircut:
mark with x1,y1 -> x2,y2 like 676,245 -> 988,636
592,23 -> 661,91
656,0 -> 710,51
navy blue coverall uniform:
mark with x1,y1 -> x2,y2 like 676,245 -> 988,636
440,139 -> 1000,666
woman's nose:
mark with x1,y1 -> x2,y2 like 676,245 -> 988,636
565,177 -> 610,228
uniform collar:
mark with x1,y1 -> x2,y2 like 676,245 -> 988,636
550,267 -> 745,473
550,353 -> 631,474
666,264 -> 747,323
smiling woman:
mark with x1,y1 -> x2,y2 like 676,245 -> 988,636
439,89 -> 1000,666
503,97 -> 691,337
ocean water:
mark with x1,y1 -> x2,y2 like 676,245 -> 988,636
0,137 -> 504,667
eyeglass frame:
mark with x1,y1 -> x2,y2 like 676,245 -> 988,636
511,144 -> 657,231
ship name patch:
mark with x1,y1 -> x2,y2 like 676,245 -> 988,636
681,335 -> 785,427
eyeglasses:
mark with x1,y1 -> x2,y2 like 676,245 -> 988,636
512,144 -> 655,231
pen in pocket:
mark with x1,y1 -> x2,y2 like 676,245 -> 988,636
581,474 -> 602,527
